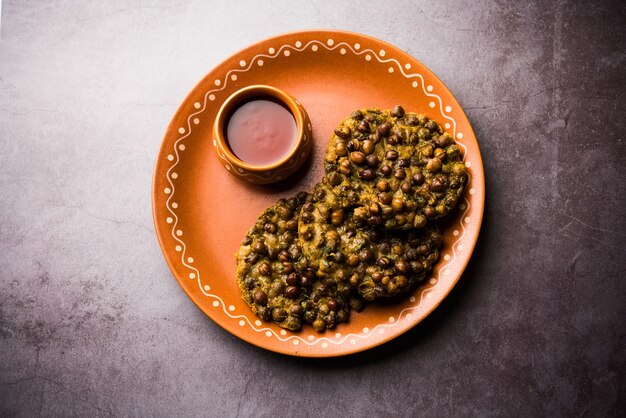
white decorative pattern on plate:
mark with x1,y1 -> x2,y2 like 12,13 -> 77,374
163,38 -> 473,347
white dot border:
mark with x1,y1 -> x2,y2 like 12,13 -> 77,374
158,35 -> 476,350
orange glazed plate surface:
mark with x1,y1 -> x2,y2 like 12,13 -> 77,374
152,30 -> 485,357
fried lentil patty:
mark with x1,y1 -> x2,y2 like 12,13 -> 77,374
236,192 -> 362,331
298,183 -> 443,301
323,106 -> 467,230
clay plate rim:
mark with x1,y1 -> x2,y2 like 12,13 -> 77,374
152,29 -> 485,357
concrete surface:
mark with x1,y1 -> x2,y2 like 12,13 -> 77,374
1,0 -> 624,416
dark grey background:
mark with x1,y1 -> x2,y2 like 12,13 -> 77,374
1,0 -> 624,416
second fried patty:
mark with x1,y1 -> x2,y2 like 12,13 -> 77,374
299,183 -> 443,301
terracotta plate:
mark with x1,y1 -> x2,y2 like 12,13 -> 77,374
152,30 -> 485,357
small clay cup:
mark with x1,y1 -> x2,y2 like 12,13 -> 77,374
213,85 -> 312,184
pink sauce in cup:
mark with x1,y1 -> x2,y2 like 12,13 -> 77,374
226,99 -> 298,166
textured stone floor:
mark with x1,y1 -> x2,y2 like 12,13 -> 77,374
0,1 -> 624,416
